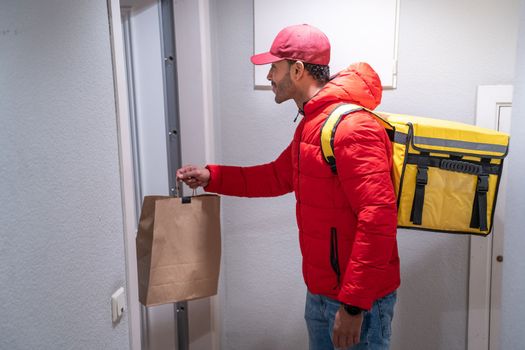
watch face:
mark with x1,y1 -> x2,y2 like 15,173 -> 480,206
344,304 -> 362,315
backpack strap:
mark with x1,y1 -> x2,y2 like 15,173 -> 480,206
469,158 -> 492,232
410,152 -> 430,225
320,103 -> 395,174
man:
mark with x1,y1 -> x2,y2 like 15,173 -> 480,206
177,24 -> 400,350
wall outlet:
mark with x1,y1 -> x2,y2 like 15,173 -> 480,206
111,287 -> 126,322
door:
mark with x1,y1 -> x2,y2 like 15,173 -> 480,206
117,1 -> 216,349
468,85 -> 513,350
121,2 -> 173,349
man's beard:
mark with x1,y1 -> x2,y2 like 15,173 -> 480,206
273,72 -> 293,104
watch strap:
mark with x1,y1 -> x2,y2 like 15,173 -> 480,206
343,304 -> 363,316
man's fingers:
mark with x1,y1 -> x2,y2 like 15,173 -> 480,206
176,165 -> 197,177
176,165 -> 208,189
337,334 -> 344,348
179,170 -> 198,180
337,334 -> 351,349
333,333 -> 341,348
176,168 -> 187,180
333,332 -> 348,348
333,331 -> 359,349
353,334 -> 360,346
345,335 -> 353,348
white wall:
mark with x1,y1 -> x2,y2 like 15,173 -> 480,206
502,1 -> 525,348
0,1 -> 130,349
208,0 -> 521,349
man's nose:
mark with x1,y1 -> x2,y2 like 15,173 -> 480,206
266,70 -> 272,81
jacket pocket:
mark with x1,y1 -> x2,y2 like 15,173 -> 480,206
330,227 -> 341,288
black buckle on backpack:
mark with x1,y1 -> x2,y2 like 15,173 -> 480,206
411,165 -> 429,226
477,175 -> 489,193
416,166 -> 428,185
470,174 -> 490,232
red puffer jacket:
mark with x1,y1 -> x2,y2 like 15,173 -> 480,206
205,62 -> 400,310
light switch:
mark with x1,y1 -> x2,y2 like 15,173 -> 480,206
111,287 -> 126,322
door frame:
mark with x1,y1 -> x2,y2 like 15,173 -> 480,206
468,85 -> 513,350
106,0 -> 219,349
107,1 -> 142,348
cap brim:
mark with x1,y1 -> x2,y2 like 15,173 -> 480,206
250,52 -> 283,65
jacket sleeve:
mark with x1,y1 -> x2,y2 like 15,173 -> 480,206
204,142 -> 294,197
334,113 -> 398,310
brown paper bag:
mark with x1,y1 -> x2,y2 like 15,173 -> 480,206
136,194 -> 221,306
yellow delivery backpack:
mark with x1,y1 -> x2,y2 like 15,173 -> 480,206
321,104 -> 510,236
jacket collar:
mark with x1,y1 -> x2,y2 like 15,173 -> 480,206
302,62 -> 383,119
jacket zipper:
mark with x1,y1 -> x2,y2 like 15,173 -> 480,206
330,227 -> 341,288
297,145 -> 301,197
296,114 -> 304,204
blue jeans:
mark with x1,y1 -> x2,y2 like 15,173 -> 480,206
305,290 -> 397,350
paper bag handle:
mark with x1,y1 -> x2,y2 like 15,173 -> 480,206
176,181 -> 197,204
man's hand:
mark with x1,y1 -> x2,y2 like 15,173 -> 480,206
332,306 -> 363,348
176,165 -> 210,189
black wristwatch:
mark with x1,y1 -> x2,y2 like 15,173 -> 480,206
343,304 -> 363,316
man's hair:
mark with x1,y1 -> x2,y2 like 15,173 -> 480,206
288,60 -> 330,84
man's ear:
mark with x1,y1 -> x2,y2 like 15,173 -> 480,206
290,61 -> 305,81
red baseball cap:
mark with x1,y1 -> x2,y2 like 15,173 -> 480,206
251,24 -> 330,66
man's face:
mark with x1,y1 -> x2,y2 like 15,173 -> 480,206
267,60 -> 295,104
